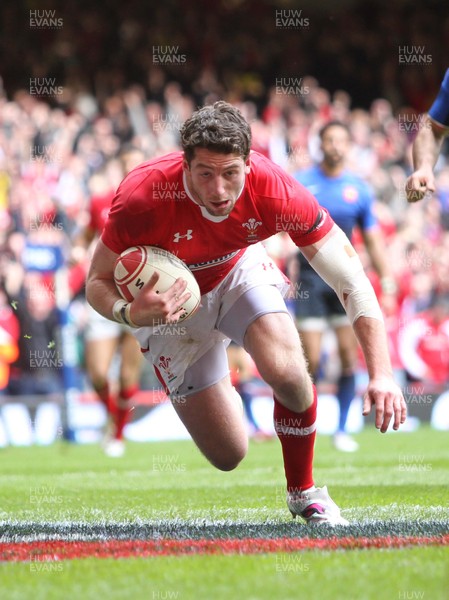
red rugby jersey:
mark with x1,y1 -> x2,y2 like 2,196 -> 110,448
101,151 -> 334,294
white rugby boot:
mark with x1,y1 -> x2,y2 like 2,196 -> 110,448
287,486 -> 349,526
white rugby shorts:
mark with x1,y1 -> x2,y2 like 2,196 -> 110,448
133,243 -> 291,398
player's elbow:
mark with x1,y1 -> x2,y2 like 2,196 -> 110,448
344,283 -> 384,324
85,277 -> 94,307
85,275 -> 101,312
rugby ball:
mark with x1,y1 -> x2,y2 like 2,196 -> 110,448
114,246 -> 201,321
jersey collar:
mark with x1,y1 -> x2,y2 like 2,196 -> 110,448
182,171 -> 245,223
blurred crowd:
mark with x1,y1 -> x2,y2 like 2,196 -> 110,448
1,0 -> 447,110
0,0 -> 448,400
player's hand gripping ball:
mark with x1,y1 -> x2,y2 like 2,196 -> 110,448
114,246 -> 201,321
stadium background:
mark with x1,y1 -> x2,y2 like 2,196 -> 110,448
0,0 -> 448,444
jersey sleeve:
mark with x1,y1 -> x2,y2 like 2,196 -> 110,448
429,69 -> 449,128
250,154 -> 334,247
273,176 -> 334,247
100,188 -> 132,254
101,168 -> 167,254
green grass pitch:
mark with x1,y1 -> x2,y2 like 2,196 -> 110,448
0,426 -> 448,599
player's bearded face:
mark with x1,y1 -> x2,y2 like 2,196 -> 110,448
183,149 -> 249,217
321,128 -> 350,167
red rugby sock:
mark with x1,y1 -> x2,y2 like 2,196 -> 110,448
95,382 -> 116,416
273,385 -> 317,493
115,384 -> 138,440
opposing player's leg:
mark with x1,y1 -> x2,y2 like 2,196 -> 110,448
297,327 -> 323,378
84,305 -> 122,416
295,274 -> 329,378
85,335 -> 122,456
85,336 -> 118,414
84,305 -> 124,455
169,344 -> 248,471
115,331 -> 142,436
333,320 -> 359,452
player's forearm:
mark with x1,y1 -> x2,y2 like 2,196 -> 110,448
362,231 -> 397,295
85,239 -> 125,322
353,316 -> 393,380
412,117 -> 444,171
86,275 -> 122,322
363,232 -> 390,280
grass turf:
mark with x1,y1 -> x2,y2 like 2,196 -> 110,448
0,426 -> 448,598
1,547 -> 448,600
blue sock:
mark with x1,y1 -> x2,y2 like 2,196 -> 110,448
337,373 -> 355,432
238,383 -> 259,430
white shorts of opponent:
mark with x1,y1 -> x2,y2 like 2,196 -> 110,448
133,243 -> 291,399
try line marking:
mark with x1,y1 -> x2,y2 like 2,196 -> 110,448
1,535 -> 448,561
1,519 -> 448,560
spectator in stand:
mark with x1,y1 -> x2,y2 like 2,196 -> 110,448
4,271 -> 63,398
0,288 -> 19,445
398,294 -> 449,387
0,289 -> 19,394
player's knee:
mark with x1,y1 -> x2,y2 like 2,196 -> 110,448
119,368 -> 138,389
340,364 -> 355,377
262,356 -> 313,412
91,375 -> 108,392
339,349 -> 356,371
209,445 -> 247,472
212,456 -> 244,472
263,354 -> 307,393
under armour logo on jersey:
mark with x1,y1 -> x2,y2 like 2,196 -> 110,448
173,230 -> 193,242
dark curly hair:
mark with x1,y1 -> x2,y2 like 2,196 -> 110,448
318,120 -> 351,139
180,101 -> 252,163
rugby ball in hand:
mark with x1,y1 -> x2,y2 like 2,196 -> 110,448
114,246 -> 201,321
